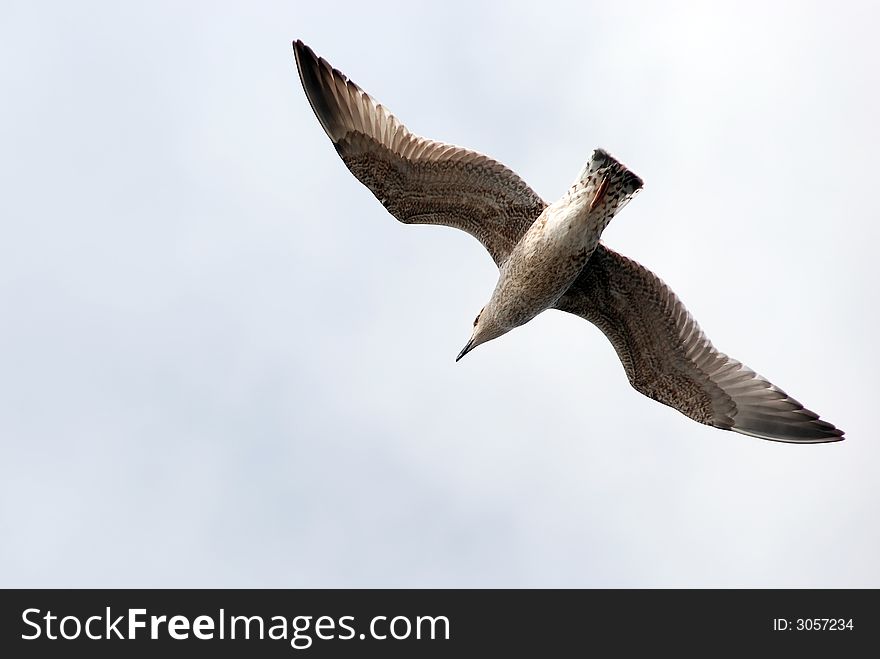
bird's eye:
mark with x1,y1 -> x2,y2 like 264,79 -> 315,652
473,311 -> 482,327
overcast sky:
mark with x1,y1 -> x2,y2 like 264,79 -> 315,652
1,1 -> 877,587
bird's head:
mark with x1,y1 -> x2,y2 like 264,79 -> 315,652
456,306 -> 508,362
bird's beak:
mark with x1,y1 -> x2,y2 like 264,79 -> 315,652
455,337 -> 476,362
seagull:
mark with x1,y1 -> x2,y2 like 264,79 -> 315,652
292,39 -> 844,444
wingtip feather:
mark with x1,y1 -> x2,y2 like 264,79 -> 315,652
292,39 -> 350,142
729,412 -> 845,444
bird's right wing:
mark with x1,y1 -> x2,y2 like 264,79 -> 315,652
294,40 -> 547,265
555,245 -> 844,443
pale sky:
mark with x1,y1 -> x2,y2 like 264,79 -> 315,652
1,1 -> 877,587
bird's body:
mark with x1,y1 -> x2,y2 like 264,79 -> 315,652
459,150 -> 643,359
292,39 -> 844,443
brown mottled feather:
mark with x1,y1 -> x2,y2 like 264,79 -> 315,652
556,246 -> 844,443
293,40 -> 546,264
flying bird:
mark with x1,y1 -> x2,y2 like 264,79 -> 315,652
292,39 -> 844,444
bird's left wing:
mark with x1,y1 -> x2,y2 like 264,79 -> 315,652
293,40 -> 547,264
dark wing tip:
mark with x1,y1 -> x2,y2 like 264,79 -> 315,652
292,39 -> 317,62
292,39 -> 315,74
292,39 -> 344,141
730,409 -> 846,444
816,422 -> 845,441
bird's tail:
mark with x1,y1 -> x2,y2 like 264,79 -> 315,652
567,149 -> 643,221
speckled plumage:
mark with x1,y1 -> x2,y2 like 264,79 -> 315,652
293,40 -> 844,444
483,149 -> 642,334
